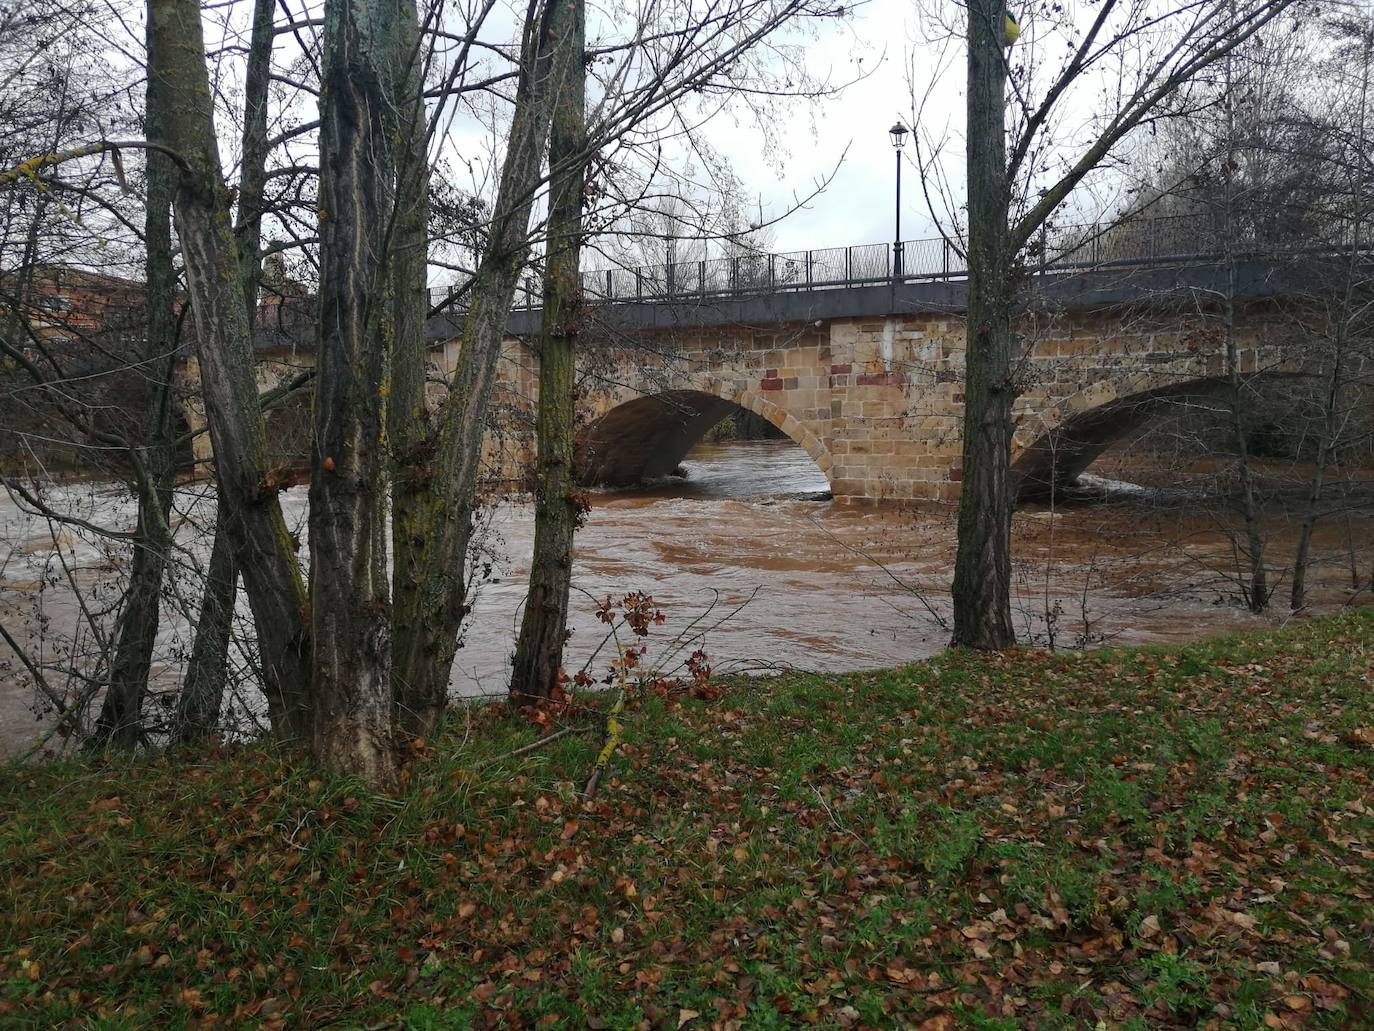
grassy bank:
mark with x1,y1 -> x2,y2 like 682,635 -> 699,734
3,612 -> 1372,1029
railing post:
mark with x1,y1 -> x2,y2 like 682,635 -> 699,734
1148,218 -> 1156,261
942,241 -> 949,280
731,256 -> 738,294
666,262 -> 674,299
699,259 -> 705,297
636,268 -> 642,301
806,250 -> 813,290
605,269 -> 612,299
768,253 -> 775,290
845,246 -> 852,284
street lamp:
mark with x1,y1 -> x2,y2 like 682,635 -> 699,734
889,121 -> 908,279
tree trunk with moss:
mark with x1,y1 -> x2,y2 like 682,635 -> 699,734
392,0 -> 581,734
510,0 -> 585,703
150,0 -> 311,738
951,0 -> 1015,650
308,0 -> 399,785
174,512 -> 237,741
174,0 -> 274,743
91,53 -> 179,747
388,0 -> 438,741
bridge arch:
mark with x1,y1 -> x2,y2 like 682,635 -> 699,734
576,384 -> 833,490
1011,372 -> 1303,501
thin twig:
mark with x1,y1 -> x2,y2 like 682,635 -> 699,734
479,725 -> 579,768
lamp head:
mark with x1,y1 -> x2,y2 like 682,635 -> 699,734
889,122 -> 908,150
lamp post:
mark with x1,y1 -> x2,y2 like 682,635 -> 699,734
889,121 -> 908,280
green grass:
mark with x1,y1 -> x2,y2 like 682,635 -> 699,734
3,610 -> 1373,1028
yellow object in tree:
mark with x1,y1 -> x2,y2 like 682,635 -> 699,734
1002,9 -> 1020,46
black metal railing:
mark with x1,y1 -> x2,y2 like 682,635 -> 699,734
425,212 -> 1369,314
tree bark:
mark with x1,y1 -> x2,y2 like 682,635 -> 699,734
951,0 -> 1016,650
90,46 -> 180,748
510,0 -> 585,703
173,0 -> 274,744
174,512 -> 237,742
309,0 -> 400,786
236,0 -> 275,299
150,0 -> 311,738
388,0 -> 438,741
391,0 -> 581,733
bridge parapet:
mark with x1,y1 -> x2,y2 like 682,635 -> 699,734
458,214 -> 1370,319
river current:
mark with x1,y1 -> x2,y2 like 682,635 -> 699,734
2,439 -> 1370,755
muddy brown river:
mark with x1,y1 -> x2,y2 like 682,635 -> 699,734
2,439 -> 1371,756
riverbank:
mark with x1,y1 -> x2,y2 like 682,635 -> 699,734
3,610 -> 1372,1027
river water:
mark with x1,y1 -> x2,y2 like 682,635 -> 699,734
2,439 -> 1370,755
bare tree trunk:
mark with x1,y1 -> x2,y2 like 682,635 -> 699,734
1222,290 -> 1269,612
388,0 -> 438,742
90,52 -> 180,747
1290,327 -> 1345,611
392,0 -> 581,734
1220,35 -> 1268,614
236,0 -> 274,297
151,0 -> 311,738
1292,30 -> 1370,611
510,0 -> 585,703
174,513 -> 237,741
172,0 -> 274,743
951,0 -> 1015,650
308,0 -> 399,786
937,0 -> 1297,649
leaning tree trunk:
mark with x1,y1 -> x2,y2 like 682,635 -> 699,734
391,0 -> 582,734
173,0 -> 273,743
174,514 -> 237,741
150,0 -> 311,738
308,0 -> 399,786
91,52 -> 180,748
951,0 -> 1016,650
510,0 -> 586,704
388,0 -> 438,742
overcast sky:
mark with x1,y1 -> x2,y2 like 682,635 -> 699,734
705,0 -> 953,252
163,0 -> 1224,278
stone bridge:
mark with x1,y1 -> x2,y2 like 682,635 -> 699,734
185,253 -> 1354,504
477,257 -> 1324,503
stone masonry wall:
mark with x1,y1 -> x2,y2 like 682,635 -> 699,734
178,298 -> 1310,503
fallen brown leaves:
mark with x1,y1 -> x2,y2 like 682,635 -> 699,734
1,611 -> 1371,1028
